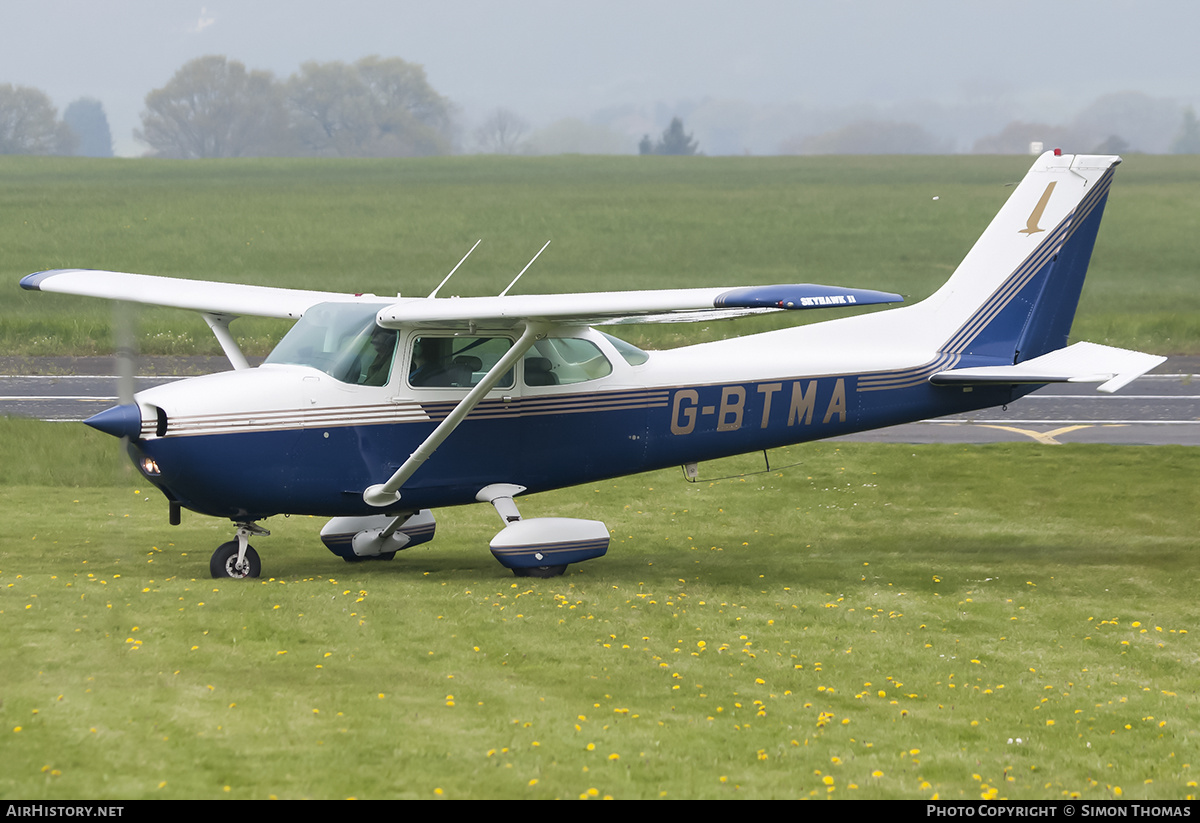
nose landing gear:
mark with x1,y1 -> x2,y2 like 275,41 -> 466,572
210,522 -> 269,579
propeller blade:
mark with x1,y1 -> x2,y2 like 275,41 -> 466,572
113,300 -> 136,407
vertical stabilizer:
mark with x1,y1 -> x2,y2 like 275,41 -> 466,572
921,152 -> 1120,364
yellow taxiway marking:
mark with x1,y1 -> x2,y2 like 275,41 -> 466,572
976,424 -> 1126,445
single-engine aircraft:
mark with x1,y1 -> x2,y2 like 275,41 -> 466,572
20,151 -> 1164,579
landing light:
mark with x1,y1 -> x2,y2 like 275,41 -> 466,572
140,457 -> 161,476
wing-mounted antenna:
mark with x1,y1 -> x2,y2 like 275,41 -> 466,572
500,240 -> 551,297
428,239 -> 482,298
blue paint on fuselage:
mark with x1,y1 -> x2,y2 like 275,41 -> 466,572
131,371 -> 1023,521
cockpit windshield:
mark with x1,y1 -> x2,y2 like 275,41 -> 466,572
264,302 -> 398,387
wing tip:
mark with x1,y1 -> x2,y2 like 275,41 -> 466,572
714,284 -> 904,311
19,271 -> 58,291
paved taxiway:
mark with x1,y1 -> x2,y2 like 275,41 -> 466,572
2,359 -> 1195,446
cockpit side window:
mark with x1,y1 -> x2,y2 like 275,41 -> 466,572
332,324 -> 398,386
523,337 -> 612,386
265,302 -> 398,386
409,336 -> 514,389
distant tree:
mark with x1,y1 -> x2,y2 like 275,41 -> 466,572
799,121 -> 946,154
286,56 -> 452,157
1170,107 -> 1200,154
640,117 -> 699,156
658,117 -> 699,155
136,55 -> 291,158
1070,91 -> 1179,154
0,83 -> 76,155
63,98 -> 113,157
284,60 -> 369,156
474,108 -> 528,154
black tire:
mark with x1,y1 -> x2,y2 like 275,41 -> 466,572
512,564 -> 567,579
210,541 -> 262,579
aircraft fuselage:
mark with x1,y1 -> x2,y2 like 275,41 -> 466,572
126,320 -> 1024,521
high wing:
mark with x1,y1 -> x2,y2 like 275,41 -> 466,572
20,269 -> 380,319
377,283 -> 903,328
22,269 -> 904,328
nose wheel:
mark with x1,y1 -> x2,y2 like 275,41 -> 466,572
210,541 -> 261,578
210,523 -> 269,579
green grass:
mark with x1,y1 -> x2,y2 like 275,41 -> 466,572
1,419 -> 1197,799
4,154 -> 1199,356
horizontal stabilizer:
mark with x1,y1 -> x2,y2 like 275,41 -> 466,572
929,342 -> 1166,393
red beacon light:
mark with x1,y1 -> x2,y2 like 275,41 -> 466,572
1053,148 -> 1062,156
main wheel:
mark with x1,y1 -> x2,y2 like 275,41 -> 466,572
512,564 -> 567,579
210,541 -> 262,579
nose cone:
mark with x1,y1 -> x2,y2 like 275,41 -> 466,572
84,403 -> 144,440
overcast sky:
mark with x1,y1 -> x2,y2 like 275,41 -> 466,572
2,0 -> 1197,155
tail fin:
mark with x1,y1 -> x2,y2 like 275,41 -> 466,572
922,151 -> 1121,364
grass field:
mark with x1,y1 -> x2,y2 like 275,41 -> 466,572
4,153 -> 1199,356
1,419 -> 1197,800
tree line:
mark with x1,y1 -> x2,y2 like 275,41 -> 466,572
1,54 -> 455,159
137,55 -> 453,158
6,55 -> 1199,158
0,85 -> 112,156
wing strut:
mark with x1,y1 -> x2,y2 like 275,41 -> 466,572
362,323 -> 544,507
202,313 -> 251,370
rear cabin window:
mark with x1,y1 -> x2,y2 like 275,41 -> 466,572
523,337 -> 612,386
600,332 -> 650,366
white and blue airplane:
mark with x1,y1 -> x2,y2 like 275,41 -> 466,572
20,151 -> 1163,579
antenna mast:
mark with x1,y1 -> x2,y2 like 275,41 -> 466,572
428,239 -> 482,298
500,240 -> 551,297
